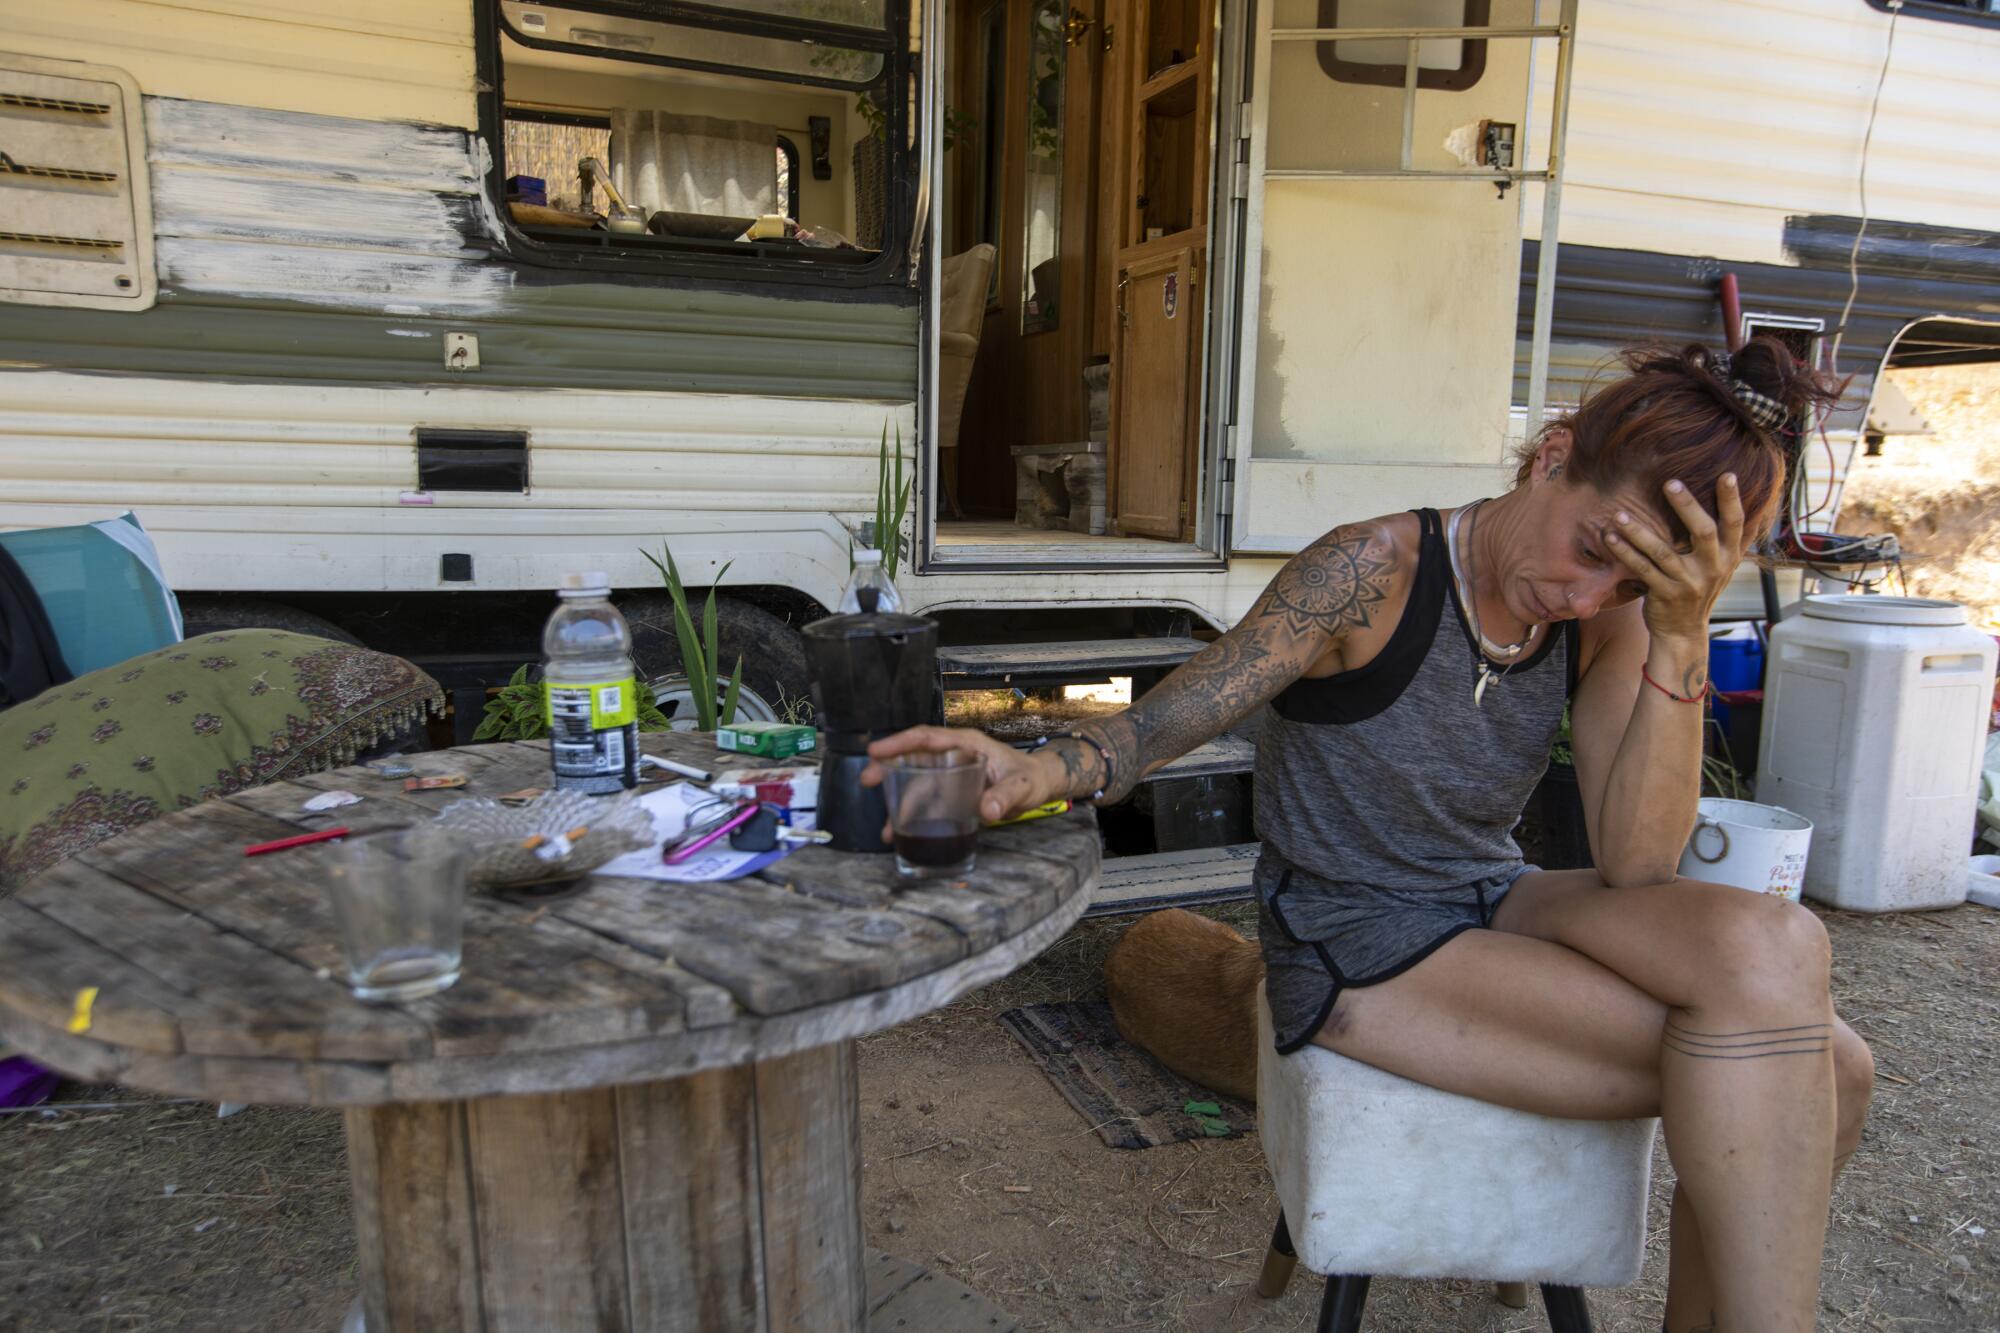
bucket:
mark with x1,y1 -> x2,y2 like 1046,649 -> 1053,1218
1678,798 -> 1813,902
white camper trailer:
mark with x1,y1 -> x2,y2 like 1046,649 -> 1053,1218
2,1 -> 1997,843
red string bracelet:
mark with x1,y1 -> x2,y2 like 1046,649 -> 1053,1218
1641,662 -> 1711,704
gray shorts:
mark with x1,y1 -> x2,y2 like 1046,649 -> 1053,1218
1257,856 -> 1536,1054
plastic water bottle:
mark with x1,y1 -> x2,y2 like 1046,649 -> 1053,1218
838,548 -> 902,614
542,572 -> 638,794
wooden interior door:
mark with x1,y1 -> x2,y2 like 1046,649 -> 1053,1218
1112,245 -> 1195,538
1103,0 -> 1212,540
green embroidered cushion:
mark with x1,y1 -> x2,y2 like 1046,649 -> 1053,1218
2,630 -> 444,891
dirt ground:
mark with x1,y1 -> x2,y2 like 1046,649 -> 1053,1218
8,370 -> 2000,1332
1841,364 -> 2000,625
4,897 -> 1995,1332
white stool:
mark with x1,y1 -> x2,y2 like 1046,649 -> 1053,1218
1255,998 -> 1657,1331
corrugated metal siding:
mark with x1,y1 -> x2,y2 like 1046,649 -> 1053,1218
8,290 -> 919,401
0,370 -> 915,596
1525,0 -> 2000,258
0,98 -> 919,400
0,0 -> 476,127
1512,239 -> 2000,411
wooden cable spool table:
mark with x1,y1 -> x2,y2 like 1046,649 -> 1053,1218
0,732 -> 1099,1332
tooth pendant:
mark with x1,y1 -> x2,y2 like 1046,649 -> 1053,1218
1474,664 -> 1493,707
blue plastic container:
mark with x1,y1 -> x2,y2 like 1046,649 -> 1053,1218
1708,634 -> 1764,693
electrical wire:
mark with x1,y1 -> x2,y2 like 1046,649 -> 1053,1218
1828,0 -> 1902,378
1775,2 -> 1902,579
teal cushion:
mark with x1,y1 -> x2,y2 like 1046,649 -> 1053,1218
0,512 -> 182,678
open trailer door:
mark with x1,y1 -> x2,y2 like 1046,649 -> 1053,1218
1224,0 -> 1576,554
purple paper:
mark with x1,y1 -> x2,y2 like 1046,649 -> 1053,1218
0,1056 -> 58,1109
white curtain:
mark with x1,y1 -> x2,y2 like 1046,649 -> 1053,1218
610,110 -> 777,219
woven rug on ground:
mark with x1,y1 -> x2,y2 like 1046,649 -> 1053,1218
996,1000 -> 1256,1150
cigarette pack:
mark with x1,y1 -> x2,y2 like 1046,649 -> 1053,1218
715,722 -> 818,759
711,767 -> 819,810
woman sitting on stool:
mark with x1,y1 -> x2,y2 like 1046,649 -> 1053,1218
865,337 -> 1871,1333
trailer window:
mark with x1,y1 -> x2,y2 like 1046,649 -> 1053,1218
484,0 -> 915,287
1317,0 -> 1490,93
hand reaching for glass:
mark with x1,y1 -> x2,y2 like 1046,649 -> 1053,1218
859,725 -> 1073,825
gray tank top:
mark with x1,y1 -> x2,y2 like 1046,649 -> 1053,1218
1254,508 -> 1577,890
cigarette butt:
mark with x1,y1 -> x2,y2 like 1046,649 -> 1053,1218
1003,1184 -> 1032,1194
520,833 -> 550,852
405,775 -> 467,791
564,824 -> 590,842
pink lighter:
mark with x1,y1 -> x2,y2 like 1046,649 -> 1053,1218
663,802 -> 761,865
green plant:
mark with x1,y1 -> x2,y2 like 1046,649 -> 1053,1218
852,88 -> 888,141
472,665 -> 673,742
638,544 -> 744,732
855,423 -> 913,578
1702,718 -> 1746,799
774,683 -> 817,726
1549,702 -> 1744,798
942,107 -> 978,152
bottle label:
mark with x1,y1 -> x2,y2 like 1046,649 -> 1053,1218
546,677 -> 638,729
545,676 -> 638,789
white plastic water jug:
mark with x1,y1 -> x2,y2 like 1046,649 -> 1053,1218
1757,595 -> 1997,912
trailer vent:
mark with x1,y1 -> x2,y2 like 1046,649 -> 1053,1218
0,55 -> 155,311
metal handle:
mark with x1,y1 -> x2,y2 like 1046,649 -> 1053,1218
1064,6 -> 1097,46
1689,819 -> 1730,865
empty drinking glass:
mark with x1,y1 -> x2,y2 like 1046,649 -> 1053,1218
885,751 -> 984,879
323,825 -> 470,1001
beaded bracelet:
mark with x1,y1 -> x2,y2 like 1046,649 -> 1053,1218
1021,733 -> 1116,804
1640,662 -> 1712,704
1059,731 -> 1118,804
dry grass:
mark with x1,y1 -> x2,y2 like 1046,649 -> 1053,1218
5,902 -> 1993,1331
858,902 -> 2000,1332
1841,365 -> 2000,625
0,1091 -> 355,1330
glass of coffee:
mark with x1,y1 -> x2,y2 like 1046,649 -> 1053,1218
885,751 -> 984,879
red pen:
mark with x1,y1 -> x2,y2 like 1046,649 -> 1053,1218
244,827 -> 351,857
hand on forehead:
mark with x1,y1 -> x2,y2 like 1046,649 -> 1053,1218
1600,478 -> 1766,559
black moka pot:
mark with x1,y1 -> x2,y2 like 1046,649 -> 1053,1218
802,611 -> 938,852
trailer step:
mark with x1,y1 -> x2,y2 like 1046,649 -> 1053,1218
1086,842 -> 1262,917
937,636 -> 1205,686
1151,733 -> 1256,781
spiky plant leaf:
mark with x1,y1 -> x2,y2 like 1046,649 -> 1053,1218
720,655 -> 744,728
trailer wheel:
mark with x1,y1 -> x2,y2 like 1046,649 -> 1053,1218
621,595 -> 813,730
177,597 -> 362,647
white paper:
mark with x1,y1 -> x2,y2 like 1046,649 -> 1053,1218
591,783 -> 812,883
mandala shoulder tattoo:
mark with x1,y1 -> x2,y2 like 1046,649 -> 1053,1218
1266,522 -> 1396,640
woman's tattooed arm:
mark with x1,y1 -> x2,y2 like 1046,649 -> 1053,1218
1052,521 -> 1399,803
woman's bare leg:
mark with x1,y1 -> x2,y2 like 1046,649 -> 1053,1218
1494,871 -> 1861,1332
1313,872 -> 1865,1332
1656,1016 -> 1874,1332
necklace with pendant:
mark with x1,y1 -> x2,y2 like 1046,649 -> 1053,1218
1447,501 -> 1536,706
